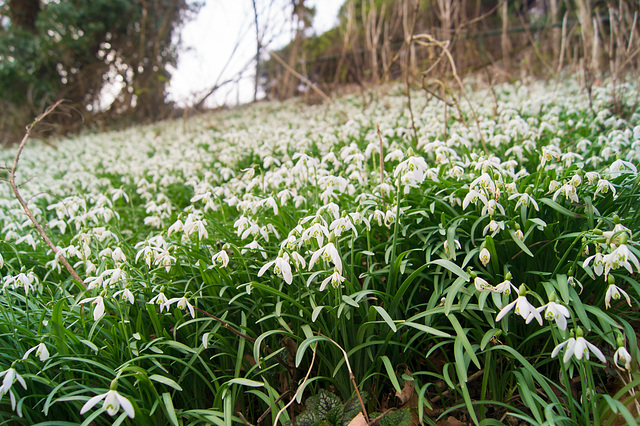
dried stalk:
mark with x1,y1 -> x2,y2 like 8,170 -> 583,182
8,100 -> 83,285
273,347 -> 317,425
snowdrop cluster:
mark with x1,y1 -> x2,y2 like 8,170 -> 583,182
0,76 -> 638,422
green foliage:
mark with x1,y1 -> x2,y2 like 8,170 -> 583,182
285,390 -> 368,426
0,77 -> 639,425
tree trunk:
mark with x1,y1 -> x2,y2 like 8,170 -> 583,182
8,0 -> 40,32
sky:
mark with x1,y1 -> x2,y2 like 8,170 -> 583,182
167,0 -> 345,108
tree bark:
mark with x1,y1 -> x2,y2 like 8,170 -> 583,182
8,0 -> 40,32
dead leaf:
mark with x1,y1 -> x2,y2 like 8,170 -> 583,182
348,412 -> 368,426
396,379 -> 415,405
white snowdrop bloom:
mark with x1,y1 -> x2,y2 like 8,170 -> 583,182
492,278 -> 517,295
552,335 -> 606,364
610,244 -> 640,274
537,301 -> 571,330
242,241 -> 267,259
593,179 -> 616,198
348,212 -> 371,231
608,158 -> 637,178
496,288 -> 542,325
290,252 -> 306,270
182,214 -> 208,240
320,269 -> 346,291
481,199 -> 505,217
0,366 -> 27,414
584,171 -> 600,185
164,295 -> 195,318
474,277 -> 493,292
483,220 -> 504,237
0,252 -> 3,269
80,389 -> 135,419
167,219 -> 184,236
479,248 -> 491,266
508,192 -> 539,211
548,180 -> 561,193
583,252 -> 605,276
301,222 -> 329,247
149,292 -> 169,311
258,252 -> 293,284
613,346 -> 632,371
553,183 -> 579,204
443,239 -> 461,259
114,288 -> 135,305
384,149 -> 405,162
212,250 -> 230,268
605,284 -> 631,309
78,296 -> 106,321
329,216 -> 357,237
309,242 -> 342,274
462,189 -> 488,210
23,342 -> 50,362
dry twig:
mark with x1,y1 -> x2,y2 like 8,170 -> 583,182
7,100 -> 83,285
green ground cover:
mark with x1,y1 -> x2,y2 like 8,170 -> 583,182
0,77 -> 639,425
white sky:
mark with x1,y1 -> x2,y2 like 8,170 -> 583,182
167,0 -> 344,108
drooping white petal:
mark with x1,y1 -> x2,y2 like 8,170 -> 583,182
80,393 -> 108,414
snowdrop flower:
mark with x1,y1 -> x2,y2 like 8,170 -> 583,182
242,241 -> 267,259
583,252 -> 604,276
212,250 -> 230,268
508,192 -> 539,211
78,295 -> 106,321
496,285 -> 542,325
553,183 -> 579,204
537,295 -> 571,330
23,342 -> 50,362
309,241 -> 342,274
329,216 -> 357,237
481,199 -> 505,217
320,268 -> 346,291
513,229 -> 524,240
301,222 -> 329,247
0,252 -> 3,269
290,252 -> 306,269
614,346 -> 632,371
113,288 -> 135,305
258,252 -> 293,284
479,247 -> 491,266
551,328 -> 606,364
605,283 -> 631,309
492,273 -> 516,295
443,239 -> 461,259
613,335 -> 633,371
164,295 -> 195,318
483,220 -> 504,237
149,291 -> 169,311
80,387 -> 135,418
593,179 -> 616,198
0,365 -> 27,414
609,243 -> 640,275
462,189 -> 488,210
474,276 -> 493,292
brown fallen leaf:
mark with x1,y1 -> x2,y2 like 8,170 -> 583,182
348,412 -> 368,426
396,379 -> 415,405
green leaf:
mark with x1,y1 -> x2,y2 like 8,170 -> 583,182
162,392 -> 180,426
401,320 -> 452,338
150,374 -> 183,391
226,378 -> 264,387
430,259 -> 470,281
374,306 -> 397,332
381,355 -> 402,394
508,228 -> 534,257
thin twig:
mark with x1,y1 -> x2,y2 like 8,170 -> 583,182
273,348 -> 317,425
9,100 -> 83,285
256,391 -> 292,424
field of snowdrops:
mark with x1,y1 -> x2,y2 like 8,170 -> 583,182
0,77 -> 639,425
